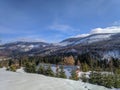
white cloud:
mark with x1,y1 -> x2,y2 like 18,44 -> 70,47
90,26 -> 120,34
74,26 -> 120,38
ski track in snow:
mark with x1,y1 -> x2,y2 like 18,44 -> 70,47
0,68 -> 119,90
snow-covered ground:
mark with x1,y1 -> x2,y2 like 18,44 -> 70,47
0,68 -> 118,90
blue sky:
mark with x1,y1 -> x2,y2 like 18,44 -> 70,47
0,0 -> 120,43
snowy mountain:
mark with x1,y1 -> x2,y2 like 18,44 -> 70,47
50,33 -> 120,59
47,33 -> 120,60
0,33 -> 120,59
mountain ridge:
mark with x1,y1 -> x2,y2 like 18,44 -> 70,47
0,33 -> 120,59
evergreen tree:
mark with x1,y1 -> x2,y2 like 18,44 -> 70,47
37,65 -> 45,74
114,74 -> 120,88
8,59 -> 12,66
0,61 -> 3,68
59,65 -> 67,78
24,62 -> 36,73
82,63 -> 89,72
45,65 -> 54,77
87,72 -> 120,88
19,59 -> 22,67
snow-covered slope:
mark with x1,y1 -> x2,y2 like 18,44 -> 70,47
102,50 -> 120,60
60,33 -> 113,46
1,41 -> 50,52
0,68 -> 116,90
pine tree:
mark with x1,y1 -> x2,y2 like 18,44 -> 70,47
0,61 -> 3,68
45,65 -> 54,77
82,63 -> 89,72
37,65 -> 45,74
19,59 -> 22,67
114,74 -> 120,88
8,59 -> 12,66
59,65 -> 67,78
24,62 -> 36,73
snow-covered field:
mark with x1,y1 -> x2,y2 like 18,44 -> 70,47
0,68 -> 119,90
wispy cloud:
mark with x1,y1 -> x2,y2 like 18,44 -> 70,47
48,23 -> 79,33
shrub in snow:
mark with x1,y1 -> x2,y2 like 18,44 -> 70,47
6,65 -> 17,72
69,70 -> 79,80
80,74 -> 88,82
